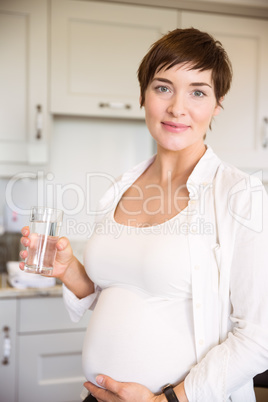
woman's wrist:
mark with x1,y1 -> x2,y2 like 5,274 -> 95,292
162,384 -> 179,401
155,381 -> 188,402
173,381 -> 188,402
61,256 -> 94,299
160,381 -> 187,402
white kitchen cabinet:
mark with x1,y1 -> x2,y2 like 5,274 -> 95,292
17,296 -> 91,402
180,12 -> 268,172
0,299 -> 17,402
18,332 -> 86,402
50,0 -> 178,119
0,295 -> 91,402
0,0 -> 48,172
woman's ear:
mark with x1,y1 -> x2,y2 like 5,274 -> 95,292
213,96 -> 224,116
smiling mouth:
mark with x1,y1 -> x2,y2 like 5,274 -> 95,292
162,122 -> 189,129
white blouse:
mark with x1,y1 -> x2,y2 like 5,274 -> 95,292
63,146 -> 268,402
82,207 -> 196,393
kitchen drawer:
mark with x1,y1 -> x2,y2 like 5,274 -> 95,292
18,296 -> 91,333
18,331 -> 86,402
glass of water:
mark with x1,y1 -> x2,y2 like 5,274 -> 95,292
24,207 -> 64,276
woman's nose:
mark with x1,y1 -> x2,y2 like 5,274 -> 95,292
167,96 -> 186,117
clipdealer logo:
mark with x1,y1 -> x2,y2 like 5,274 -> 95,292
5,169 -> 266,235
227,171 -> 264,233
4,170 -> 118,216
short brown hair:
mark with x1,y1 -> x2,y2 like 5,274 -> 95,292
137,28 -> 232,107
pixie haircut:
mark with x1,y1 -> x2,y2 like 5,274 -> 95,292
137,28 -> 233,107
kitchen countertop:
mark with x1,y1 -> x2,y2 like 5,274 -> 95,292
0,273 -> 63,299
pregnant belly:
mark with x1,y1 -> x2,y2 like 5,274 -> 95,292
82,287 -> 195,393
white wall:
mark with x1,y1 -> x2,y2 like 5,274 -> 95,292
48,116 -> 153,242
1,116 -> 153,255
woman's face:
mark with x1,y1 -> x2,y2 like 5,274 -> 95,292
143,63 -> 222,153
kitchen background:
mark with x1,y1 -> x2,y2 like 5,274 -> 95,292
1,0 -> 268,401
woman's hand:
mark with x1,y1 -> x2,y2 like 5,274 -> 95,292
84,375 -> 189,402
83,375 -> 162,402
19,226 -> 74,280
19,226 -> 94,298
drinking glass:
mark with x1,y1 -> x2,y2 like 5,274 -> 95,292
24,207 -> 63,276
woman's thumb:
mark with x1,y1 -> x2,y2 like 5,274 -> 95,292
56,237 -> 70,251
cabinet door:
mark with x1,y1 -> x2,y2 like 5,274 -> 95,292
0,299 -> 17,402
18,296 -> 91,333
18,331 -> 86,402
51,0 -> 178,119
181,12 -> 268,171
0,0 -> 48,168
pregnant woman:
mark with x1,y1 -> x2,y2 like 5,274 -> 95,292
20,28 -> 268,402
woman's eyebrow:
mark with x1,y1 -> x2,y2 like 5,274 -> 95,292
190,82 -> 212,88
152,78 -> 212,88
151,78 -> 173,84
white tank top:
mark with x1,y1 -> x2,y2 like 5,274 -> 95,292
83,207 -> 196,393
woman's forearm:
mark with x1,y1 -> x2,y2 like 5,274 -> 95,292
155,382 -> 188,402
173,381 -> 189,402
60,256 -> 95,299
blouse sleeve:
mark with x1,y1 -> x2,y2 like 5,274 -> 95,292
62,283 -> 101,322
184,178 -> 268,401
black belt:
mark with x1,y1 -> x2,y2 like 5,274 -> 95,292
83,394 -> 98,402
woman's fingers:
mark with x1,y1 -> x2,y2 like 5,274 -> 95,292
96,375 -> 121,394
19,226 -> 30,270
19,249 -> 28,259
20,236 -> 30,248
19,261 -> 25,271
83,381 -> 113,402
20,226 -> 30,248
56,236 -> 69,251
21,226 -> 30,237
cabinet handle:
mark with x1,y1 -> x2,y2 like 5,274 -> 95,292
2,326 -> 11,365
36,104 -> 43,139
99,102 -> 131,110
263,117 -> 268,148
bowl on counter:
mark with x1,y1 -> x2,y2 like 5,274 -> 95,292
6,261 -> 56,289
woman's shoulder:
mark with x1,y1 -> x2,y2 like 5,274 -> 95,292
215,154 -> 263,190
210,147 -> 266,207
212,153 -> 268,235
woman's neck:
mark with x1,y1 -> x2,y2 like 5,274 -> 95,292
151,142 -> 207,185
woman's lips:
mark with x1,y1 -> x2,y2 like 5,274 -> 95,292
161,121 -> 189,133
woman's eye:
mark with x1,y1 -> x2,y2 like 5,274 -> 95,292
156,86 -> 170,93
193,90 -> 205,97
